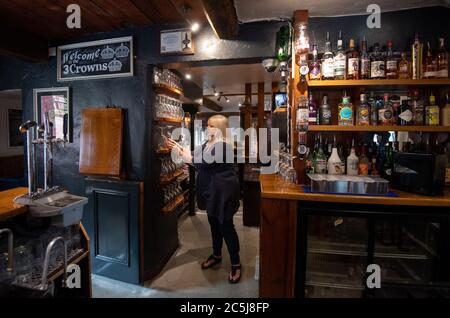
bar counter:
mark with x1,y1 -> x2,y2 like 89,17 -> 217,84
0,187 -> 28,221
259,174 -> 450,298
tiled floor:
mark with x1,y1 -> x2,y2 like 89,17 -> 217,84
92,211 -> 260,298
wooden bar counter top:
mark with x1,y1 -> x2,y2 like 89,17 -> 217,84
0,187 -> 28,221
260,173 -> 450,207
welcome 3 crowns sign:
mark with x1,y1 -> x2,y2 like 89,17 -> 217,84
57,36 -> 133,81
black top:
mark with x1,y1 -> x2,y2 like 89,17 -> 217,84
193,141 -> 240,223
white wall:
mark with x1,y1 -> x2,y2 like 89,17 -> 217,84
0,91 -> 23,157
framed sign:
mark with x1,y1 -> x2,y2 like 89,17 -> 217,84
34,87 -> 72,142
57,36 -> 133,81
160,29 -> 194,55
7,109 -> 23,148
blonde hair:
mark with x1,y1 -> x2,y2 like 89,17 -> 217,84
208,114 -> 228,141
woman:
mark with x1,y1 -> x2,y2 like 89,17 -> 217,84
168,115 -> 241,283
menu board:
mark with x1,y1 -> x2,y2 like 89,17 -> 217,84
57,36 -> 133,81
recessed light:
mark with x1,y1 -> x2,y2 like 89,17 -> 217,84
185,73 -> 192,80
191,22 -> 200,32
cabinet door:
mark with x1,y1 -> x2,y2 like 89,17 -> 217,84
84,178 -> 142,284
301,214 -> 369,298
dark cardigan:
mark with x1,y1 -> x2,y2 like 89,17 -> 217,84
193,141 -> 240,223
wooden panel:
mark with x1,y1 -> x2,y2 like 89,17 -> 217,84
170,0 -> 207,24
201,0 -> 238,40
260,174 -> 450,207
79,108 -> 123,177
0,187 -> 28,221
90,0 -> 151,25
202,97 -> 223,112
257,82 -> 265,130
260,198 -> 297,297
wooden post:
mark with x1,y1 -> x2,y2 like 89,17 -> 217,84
242,83 -> 252,158
292,10 -> 309,184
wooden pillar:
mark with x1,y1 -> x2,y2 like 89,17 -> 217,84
257,82 -> 265,130
242,83 -> 252,158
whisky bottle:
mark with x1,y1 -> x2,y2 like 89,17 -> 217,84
386,41 -> 398,79
370,43 -> 385,79
360,36 -> 370,79
425,93 -> 440,126
437,38 -> 448,79
322,32 -> 335,80
347,38 -> 360,80
398,52 -> 411,79
334,30 -> 346,80
423,42 -> 438,79
378,93 -> 394,125
441,93 -> 450,126
412,89 -> 424,125
357,93 -> 370,125
358,145 -> 369,176
411,33 -> 423,79
309,44 -> 322,80
308,92 -> 318,125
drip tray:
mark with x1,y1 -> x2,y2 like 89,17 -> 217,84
308,174 -> 389,195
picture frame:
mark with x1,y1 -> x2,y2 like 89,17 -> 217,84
160,28 -> 194,55
33,87 -> 72,142
57,36 -> 134,82
7,108 -> 24,148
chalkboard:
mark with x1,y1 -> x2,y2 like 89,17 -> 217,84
57,36 -> 133,81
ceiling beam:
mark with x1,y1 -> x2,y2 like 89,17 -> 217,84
170,0 -> 206,24
201,0 -> 238,40
0,23 -> 48,62
202,97 -> 223,112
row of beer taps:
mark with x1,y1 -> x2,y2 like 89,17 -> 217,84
19,112 -> 68,197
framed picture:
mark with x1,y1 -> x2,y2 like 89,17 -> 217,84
34,87 -> 72,142
160,29 -> 194,55
57,36 -> 134,81
7,109 -> 23,148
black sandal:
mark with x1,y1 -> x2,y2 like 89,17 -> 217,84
201,254 -> 222,269
228,264 -> 242,284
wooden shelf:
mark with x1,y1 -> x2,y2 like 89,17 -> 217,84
153,83 -> 184,97
161,191 -> 187,214
154,117 -> 183,124
159,169 -> 183,185
307,79 -> 450,88
307,125 -> 450,132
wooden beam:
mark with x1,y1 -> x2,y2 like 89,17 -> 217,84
257,82 -> 265,130
170,0 -> 206,24
201,0 -> 238,40
202,97 -> 223,112
0,23 -> 48,62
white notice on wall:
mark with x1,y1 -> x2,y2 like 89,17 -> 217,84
161,31 -> 182,53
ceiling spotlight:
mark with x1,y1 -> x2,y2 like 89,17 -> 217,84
238,103 -> 242,107
213,86 -> 219,97
191,22 -> 200,32
185,73 -> 192,80
225,97 -> 230,103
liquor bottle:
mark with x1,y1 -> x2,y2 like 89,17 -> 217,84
378,93 -> 394,125
358,145 -> 369,176
437,38 -> 448,79
385,41 -> 398,79
412,89 -> 424,125
398,99 -> 413,126
338,143 -> 346,175
308,92 -> 318,125
322,32 -> 335,80
411,33 -> 423,79
347,147 -> 359,175
442,93 -> 450,126
370,156 -> 379,176
314,145 -> 327,174
319,94 -> 332,125
370,42 -> 385,79
276,25 -> 292,62
347,38 -> 360,80
425,93 -> 440,126
398,52 -> 411,79
334,30 -> 346,80
327,147 -> 342,175
338,95 -> 354,126
369,93 -> 378,126
305,148 -> 315,174
309,44 -> 322,80
382,142 -> 394,180
296,96 -> 309,131
390,94 -> 401,124
357,93 -> 370,125
423,42 -> 438,79
360,36 -> 370,79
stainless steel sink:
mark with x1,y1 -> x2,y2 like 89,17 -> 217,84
308,174 -> 389,195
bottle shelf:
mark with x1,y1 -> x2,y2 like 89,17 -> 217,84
159,169 -> 184,186
153,83 -> 184,97
161,190 -> 189,214
307,125 -> 450,132
307,79 -> 450,88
